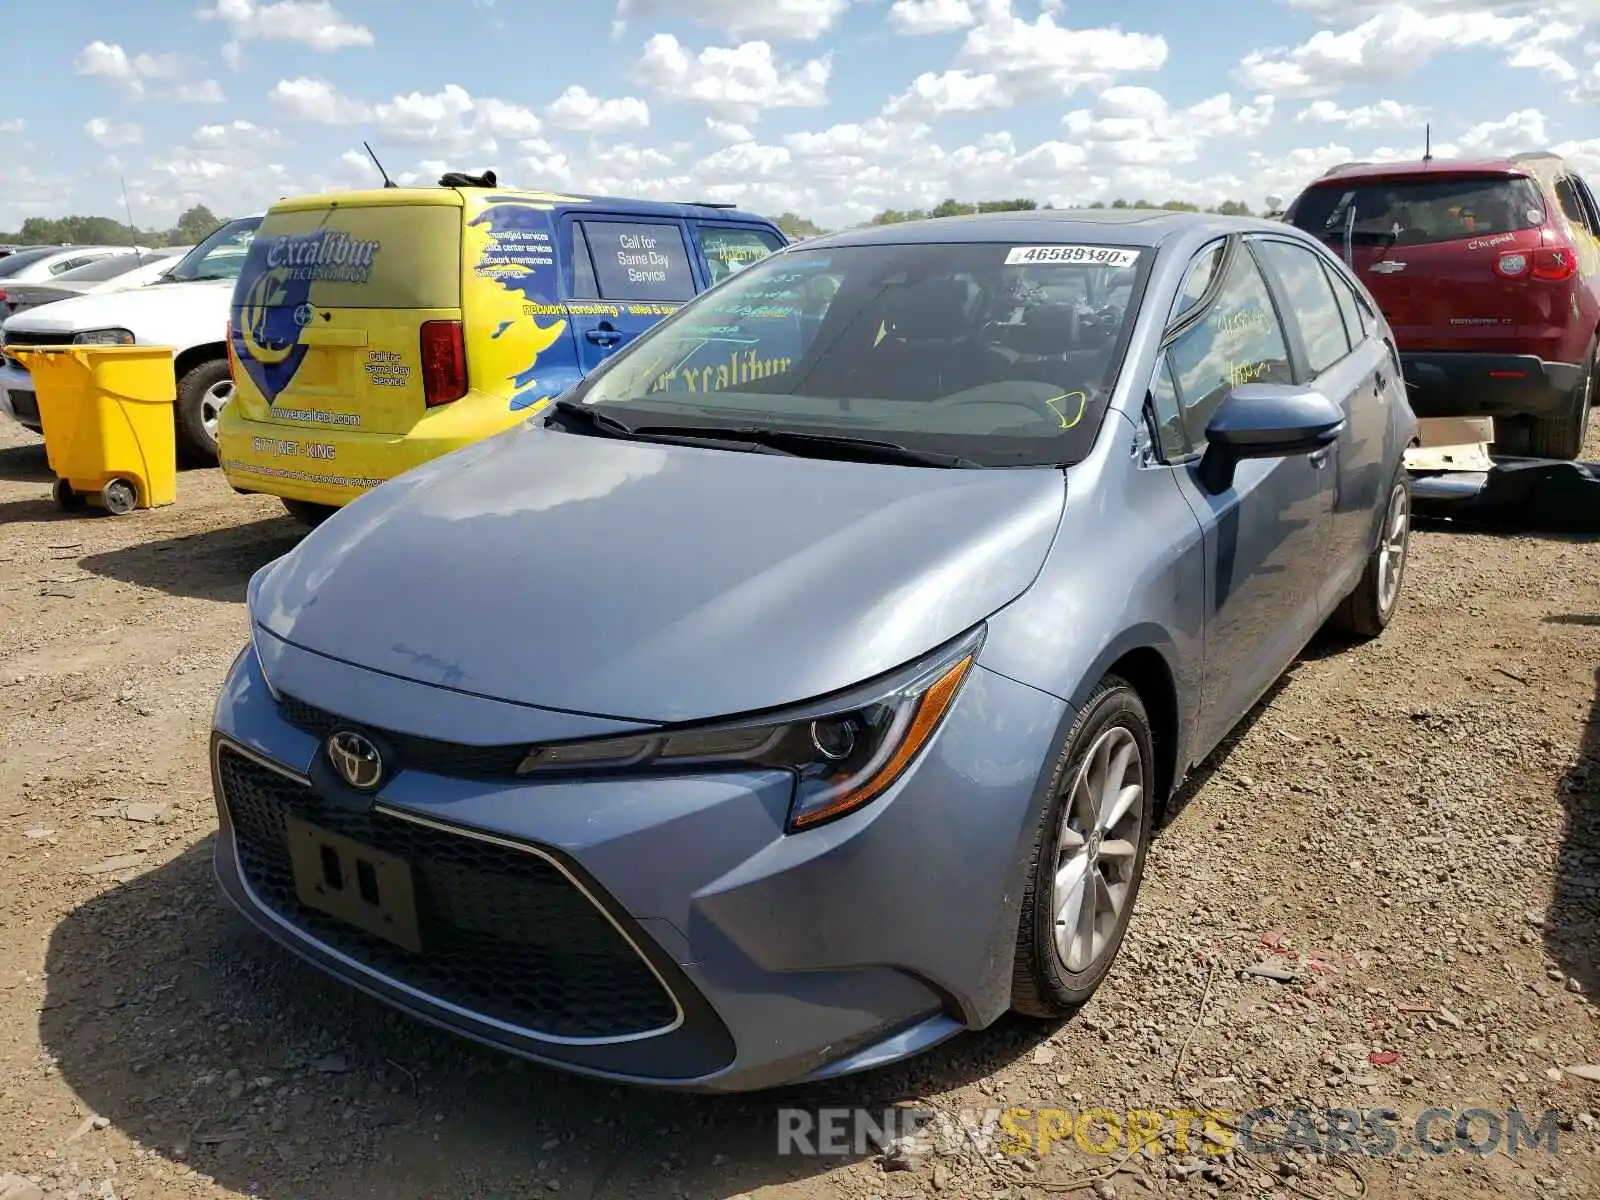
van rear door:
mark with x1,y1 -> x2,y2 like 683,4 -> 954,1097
231,194 -> 463,436
559,216 -> 698,374
1288,172 -> 1551,352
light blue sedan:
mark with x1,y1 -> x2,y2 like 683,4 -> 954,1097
210,210 -> 1417,1092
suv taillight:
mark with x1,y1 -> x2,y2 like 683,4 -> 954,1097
1531,246 -> 1578,281
420,320 -> 467,407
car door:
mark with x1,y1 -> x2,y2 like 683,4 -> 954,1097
1157,236 -> 1336,750
561,216 -> 698,374
1251,235 -> 1391,615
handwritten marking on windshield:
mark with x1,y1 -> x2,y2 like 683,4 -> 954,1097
1046,391 -> 1087,429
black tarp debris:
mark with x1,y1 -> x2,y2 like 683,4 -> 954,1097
1410,457 -> 1600,534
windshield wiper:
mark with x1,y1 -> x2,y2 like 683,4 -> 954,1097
549,398 -> 637,436
631,424 -> 981,468
547,399 -> 795,456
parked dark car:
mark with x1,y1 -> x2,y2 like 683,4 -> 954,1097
1285,153 -> 1600,458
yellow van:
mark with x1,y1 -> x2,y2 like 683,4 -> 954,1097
219,185 -> 788,524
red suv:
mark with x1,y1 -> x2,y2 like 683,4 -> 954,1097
1285,153 -> 1599,458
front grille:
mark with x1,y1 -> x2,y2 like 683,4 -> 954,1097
2,330 -> 70,348
278,693 -> 529,780
217,743 -> 678,1040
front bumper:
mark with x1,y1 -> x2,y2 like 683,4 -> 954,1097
1401,351 -> 1585,420
210,632 -> 1069,1092
0,359 -> 40,432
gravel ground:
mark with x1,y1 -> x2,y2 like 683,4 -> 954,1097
0,415 -> 1597,1200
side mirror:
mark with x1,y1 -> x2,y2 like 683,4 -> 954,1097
1195,383 -> 1344,493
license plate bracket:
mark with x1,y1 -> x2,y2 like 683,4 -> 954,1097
286,815 -> 422,953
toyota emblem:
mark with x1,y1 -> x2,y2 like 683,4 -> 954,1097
327,730 -> 384,791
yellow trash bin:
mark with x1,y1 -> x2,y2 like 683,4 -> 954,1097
12,345 -> 178,516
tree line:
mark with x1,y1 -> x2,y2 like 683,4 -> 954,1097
0,205 -> 229,249
776,196 -> 1259,238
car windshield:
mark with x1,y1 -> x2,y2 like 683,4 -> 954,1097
163,216 -> 262,283
0,247 -> 66,277
567,240 -> 1151,468
1291,176 -> 1547,247
51,253 -> 150,283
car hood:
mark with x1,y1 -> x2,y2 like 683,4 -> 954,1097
2,278 -> 229,335
254,424 -> 1066,723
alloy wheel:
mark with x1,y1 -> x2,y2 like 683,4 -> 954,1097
1052,725 -> 1145,974
201,380 -> 235,441
1376,482 -> 1409,616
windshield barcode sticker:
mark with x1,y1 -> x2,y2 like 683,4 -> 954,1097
1004,245 -> 1141,267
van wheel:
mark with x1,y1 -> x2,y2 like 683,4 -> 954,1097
175,358 -> 233,464
1011,677 -> 1154,1018
281,499 -> 336,528
1523,351 -> 1595,461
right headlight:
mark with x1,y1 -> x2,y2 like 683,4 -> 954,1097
515,626 -> 985,832
73,328 -> 135,345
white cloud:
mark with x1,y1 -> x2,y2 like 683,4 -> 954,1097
0,119 -> 22,134
84,118 -> 143,148
1061,88 -> 1275,166
888,0 -> 975,34
1296,98 -> 1425,129
548,86 -> 650,134
195,119 -> 284,146
614,0 -> 850,40
73,41 -> 182,99
477,98 -> 544,138
956,0 -> 1168,100
705,117 -> 756,141
884,69 -> 1007,117
636,35 -> 831,120
172,79 -> 228,104
269,76 -> 373,123
199,0 -> 373,51
221,40 -> 247,71
1236,6 -> 1536,96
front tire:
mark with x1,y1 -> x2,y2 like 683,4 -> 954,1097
280,498 -> 336,528
175,358 -> 233,464
1332,471 -> 1410,639
1011,677 -> 1155,1018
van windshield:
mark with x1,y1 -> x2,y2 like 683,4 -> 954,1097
164,216 -> 262,283
1291,176 -> 1546,247
567,241 -> 1151,468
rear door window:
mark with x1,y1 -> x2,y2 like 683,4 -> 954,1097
581,220 -> 696,302
697,225 -> 785,285
1324,262 -> 1366,346
1166,245 -> 1293,435
1290,176 -> 1548,247
1253,238 -> 1351,375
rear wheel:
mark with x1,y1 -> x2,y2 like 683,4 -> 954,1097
1332,471 -> 1410,639
1520,349 -> 1594,461
1011,677 -> 1154,1018
281,498 -> 336,528
175,358 -> 233,464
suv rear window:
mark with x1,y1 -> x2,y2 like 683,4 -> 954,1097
1290,176 -> 1547,247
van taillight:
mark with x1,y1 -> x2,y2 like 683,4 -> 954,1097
1531,246 -> 1578,281
420,320 -> 467,407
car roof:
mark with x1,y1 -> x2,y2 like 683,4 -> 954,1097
1308,156 -> 1556,185
803,208 -> 1292,251
268,187 -> 776,227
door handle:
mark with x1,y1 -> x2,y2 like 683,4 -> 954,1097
585,326 -> 621,347
1374,369 -> 1387,391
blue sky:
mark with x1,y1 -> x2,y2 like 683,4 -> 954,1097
4,0 -> 1598,231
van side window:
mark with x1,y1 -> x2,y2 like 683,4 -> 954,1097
1166,246 -> 1293,437
699,225 -> 784,285
569,224 -> 599,299
580,221 -> 695,302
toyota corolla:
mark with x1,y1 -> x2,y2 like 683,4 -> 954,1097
211,210 -> 1417,1092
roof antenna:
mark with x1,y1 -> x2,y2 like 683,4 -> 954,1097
119,176 -> 145,263
364,140 -> 399,188
1423,123 -> 1433,164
